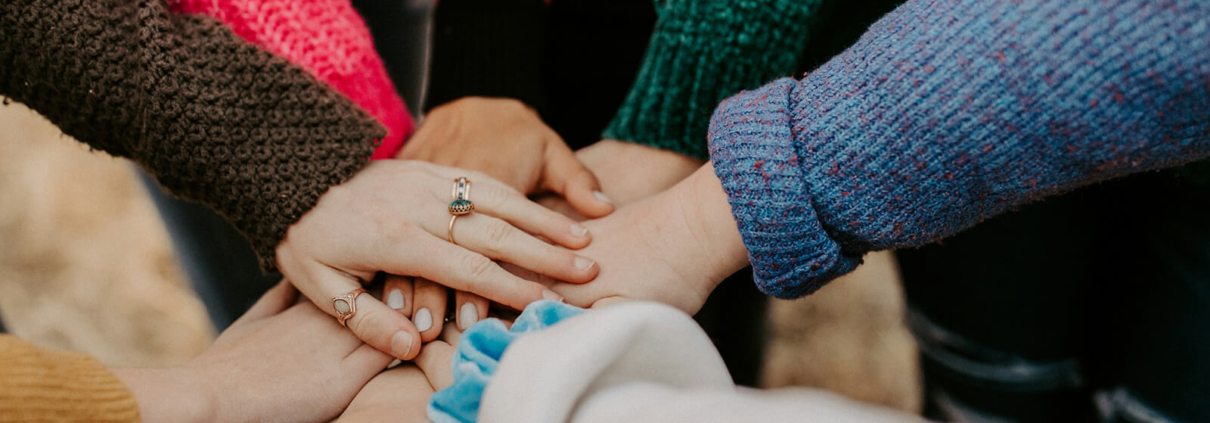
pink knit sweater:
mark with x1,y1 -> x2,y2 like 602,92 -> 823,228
168,0 -> 413,159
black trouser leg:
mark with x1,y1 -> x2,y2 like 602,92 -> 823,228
695,268 -> 769,387
898,190 -> 1101,423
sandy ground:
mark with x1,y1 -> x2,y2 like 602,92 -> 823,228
0,101 -> 920,412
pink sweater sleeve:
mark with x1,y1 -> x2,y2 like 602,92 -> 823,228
168,0 -> 413,159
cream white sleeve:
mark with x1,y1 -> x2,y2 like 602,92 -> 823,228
480,301 -> 924,423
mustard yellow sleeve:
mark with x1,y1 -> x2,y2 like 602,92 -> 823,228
0,335 -> 141,423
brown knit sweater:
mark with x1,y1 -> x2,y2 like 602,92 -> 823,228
0,0 -> 386,271
0,336 -> 141,423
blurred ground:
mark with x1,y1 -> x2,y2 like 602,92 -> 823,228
0,102 -> 214,368
0,102 -> 919,411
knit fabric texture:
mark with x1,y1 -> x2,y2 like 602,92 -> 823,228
708,0 -> 1210,298
603,0 -> 818,159
0,335 -> 140,423
1,0 -> 385,272
424,0 -> 549,114
428,301 -> 585,423
168,0 -> 413,159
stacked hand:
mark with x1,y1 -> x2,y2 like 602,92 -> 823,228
275,159 -> 599,360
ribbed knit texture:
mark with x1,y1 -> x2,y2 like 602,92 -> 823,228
167,0 -> 413,159
0,336 -> 140,423
603,0 -> 818,159
425,0 -> 549,114
0,0 -> 385,272
708,0 -> 1210,298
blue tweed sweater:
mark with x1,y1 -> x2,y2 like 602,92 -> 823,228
708,0 -> 1210,298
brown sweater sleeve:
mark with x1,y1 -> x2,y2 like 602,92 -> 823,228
0,336 -> 140,423
0,0 -> 385,271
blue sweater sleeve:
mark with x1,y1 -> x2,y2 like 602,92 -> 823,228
707,0 -> 1210,298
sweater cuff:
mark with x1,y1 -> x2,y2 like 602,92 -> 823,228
0,336 -> 140,422
707,78 -> 861,298
604,0 -> 818,160
423,0 -> 548,114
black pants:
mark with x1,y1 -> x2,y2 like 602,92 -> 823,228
897,172 -> 1210,423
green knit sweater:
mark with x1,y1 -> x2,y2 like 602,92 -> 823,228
602,0 -> 819,159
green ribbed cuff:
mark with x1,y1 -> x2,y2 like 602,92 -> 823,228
603,0 -> 819,159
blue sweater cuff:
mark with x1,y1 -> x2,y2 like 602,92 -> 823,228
427,301 -> 584,423
707,78 -> 862,298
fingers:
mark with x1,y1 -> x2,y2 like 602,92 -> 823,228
302,266 -> 421,361
542,141 -> 614,218
413,340 -> 457,391
450,213 -> 599,283
454,291 -> 489,331
411,278 -> 446,342
235,279 -> 297,323
438,170 -> 593,250
342,343 -> 395,380
401,236 -> 564,310
383,275 -> 414,317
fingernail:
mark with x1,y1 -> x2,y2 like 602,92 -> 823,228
574,256 -> 595,271
415,308 -> 433,332
459,303 -> 478,330
387,289 -> 405,310
391,331 -> 413,359
593,191 -> 613,204
542,289 -> 564,303
571,223 -> 589,238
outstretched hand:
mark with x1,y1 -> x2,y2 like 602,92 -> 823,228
549,164 -> 751,313
275,160 -> 598,361
399,97 -> 614,218
116,281 -> 395,423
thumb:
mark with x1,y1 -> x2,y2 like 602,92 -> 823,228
542,141 -> 614,218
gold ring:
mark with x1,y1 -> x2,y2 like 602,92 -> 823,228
451,177 -> 472,201
448,177 -> 473,245
332,288 -> 367,328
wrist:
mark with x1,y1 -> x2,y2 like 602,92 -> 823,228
112,367 -> 215,423
673,163 -> 750,286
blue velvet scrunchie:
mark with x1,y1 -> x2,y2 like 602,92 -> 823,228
427,300 -> 584,423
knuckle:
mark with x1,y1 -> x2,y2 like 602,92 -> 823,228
481,184 -> 512,207
483,219 -> 513,251
460,254 -> 496,282
349,308 -> 395,347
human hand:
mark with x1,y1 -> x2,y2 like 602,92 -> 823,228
116,281 -> 394,423
275,160 -> 598,360
334,335 -> 459,423
548,164 -> 750,313
399,97 -> 614,218
539,140 -> 703,219
333,365 -> 434,423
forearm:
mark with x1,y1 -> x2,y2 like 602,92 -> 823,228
708,0 -> 1210,297
0,0 -> 383,271
603,0 -> 820,159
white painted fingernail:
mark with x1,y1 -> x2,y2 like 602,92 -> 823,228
575,256 -> 595,271
391,331 -> 413,359
571,223 -> 589,238
542,289 -> 564,303
459,303 -> 478,330
387,289 -> 405,310
593,191 -> 613,204
414,308 -> 433,332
